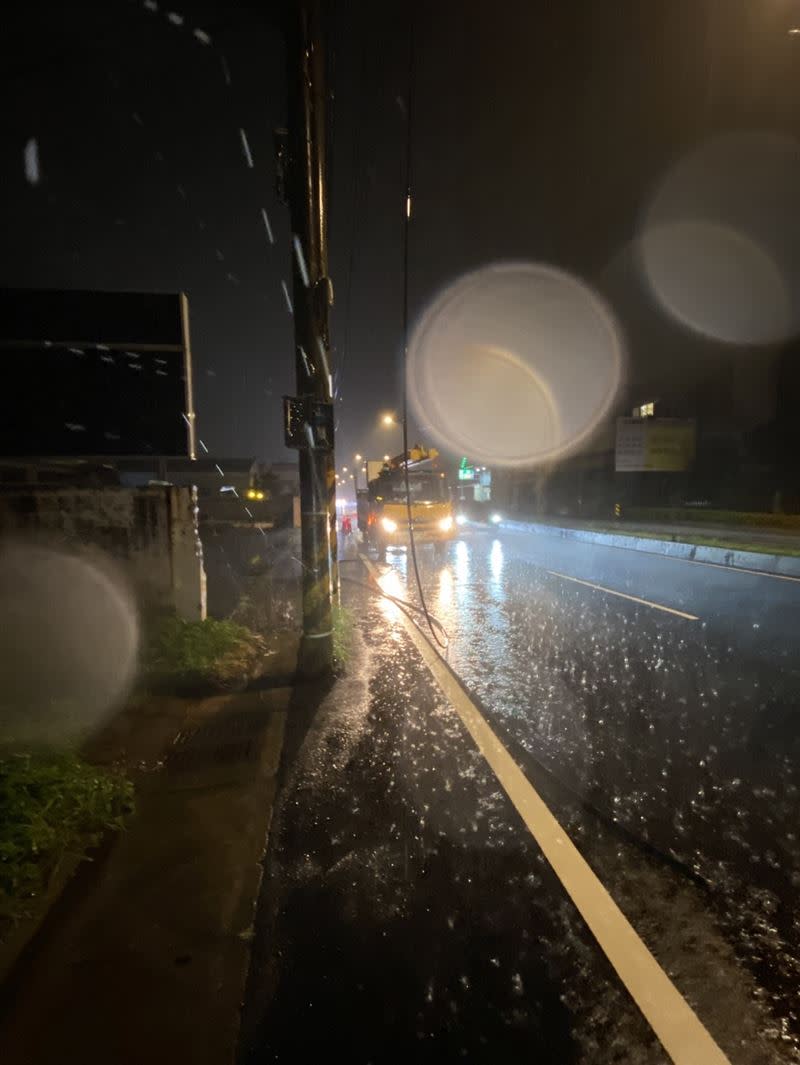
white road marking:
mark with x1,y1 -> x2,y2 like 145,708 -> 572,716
361,555 -> 729,1064
547,569 -> 699,620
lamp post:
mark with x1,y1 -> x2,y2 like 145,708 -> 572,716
380,413 -> 404,460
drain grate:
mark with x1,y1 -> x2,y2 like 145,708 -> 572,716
168,709 -> 269,772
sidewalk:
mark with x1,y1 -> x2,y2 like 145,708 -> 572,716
0,634 -> 299,1065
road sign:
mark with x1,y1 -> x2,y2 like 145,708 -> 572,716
458,457 -> 476,481
283,395 -> 334,451
615,418 -> 696,472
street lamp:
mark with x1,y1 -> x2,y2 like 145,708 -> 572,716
381,413 -> 396,426
352,454 -> 364,492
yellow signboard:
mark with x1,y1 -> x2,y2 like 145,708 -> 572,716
615,418 -> 696,472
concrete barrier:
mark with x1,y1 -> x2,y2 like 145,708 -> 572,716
500,519 -> 800,579
0,485 -> 207,618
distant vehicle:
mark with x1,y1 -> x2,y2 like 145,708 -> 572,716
247,465 -> 272,503
360,446 -> 456,553
453,496 -> 502,526
453,510 -> 502,527
244,463 -> 295,528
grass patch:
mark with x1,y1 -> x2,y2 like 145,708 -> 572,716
686,536 -> 800,557
515,512 -> 800,557
332,604 -> 355,670
0,750 -> 133,923
145,616 -> 265,689
626,507 -> 800,530
575,524 -> 800,557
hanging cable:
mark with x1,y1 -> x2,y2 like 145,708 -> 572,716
340,572 -> 449,645
339,4 -> 369,397
400,12 -> 448,652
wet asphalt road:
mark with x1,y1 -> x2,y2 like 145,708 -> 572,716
377,527 -> 800,1040
241,527 -> 800,1064
242,577 -> 664,1064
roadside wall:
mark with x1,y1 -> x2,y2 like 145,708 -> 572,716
0,486 -> 206,620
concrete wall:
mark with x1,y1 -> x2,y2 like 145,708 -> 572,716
0,485 -> 206,620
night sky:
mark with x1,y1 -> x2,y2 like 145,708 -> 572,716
2,0 -> 799,468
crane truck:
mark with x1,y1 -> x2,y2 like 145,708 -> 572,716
357,445 -> 456,552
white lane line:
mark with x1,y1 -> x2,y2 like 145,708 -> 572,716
362,555 -> 730,1065
547,569 -> 699,621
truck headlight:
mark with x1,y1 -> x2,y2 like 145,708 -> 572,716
381,517 -> 398,533
438,516 -> 454,532
455,513 -> 467,526
490,512 -> 502,524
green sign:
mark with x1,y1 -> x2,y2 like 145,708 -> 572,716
458,457 -> 476,481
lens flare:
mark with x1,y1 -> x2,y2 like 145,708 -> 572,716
407,263 -> 623,467
641,132 -> 800,345
0,542 -> 139,744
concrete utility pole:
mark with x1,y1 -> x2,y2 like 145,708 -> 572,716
283,0 -> 336,673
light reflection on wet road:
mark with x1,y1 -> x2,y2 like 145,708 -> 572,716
242,528 -> 800,1065
377,525 -> 800,1046
243,577 -> 666,1064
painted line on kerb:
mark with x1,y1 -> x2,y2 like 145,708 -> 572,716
361,555 -> 729,1065
547,569 -> 699,620
504,522 -> 800,584
501,522 -> 800,583
656,551 -> 800,584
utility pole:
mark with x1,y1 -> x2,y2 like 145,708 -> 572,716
281,0 -> 336,673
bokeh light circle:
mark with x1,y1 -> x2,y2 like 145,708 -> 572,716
406,262 -> 624,466
0,542 -> 139,743
641,132 -> 800,345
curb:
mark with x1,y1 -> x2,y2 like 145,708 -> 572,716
0,851 -> 85,989
500,520 -> 800,579
0,689 -> 290,1065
